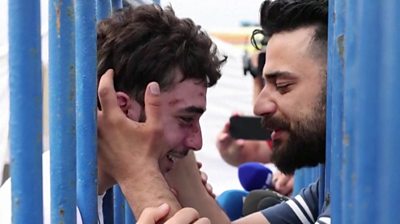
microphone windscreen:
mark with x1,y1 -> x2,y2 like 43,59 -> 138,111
238,162 -> 273,191
257,197 -> 282,210
216,189 -> 248,221
242,189 -> 289,216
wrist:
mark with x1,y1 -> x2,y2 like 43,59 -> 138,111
116,158 -> 160,185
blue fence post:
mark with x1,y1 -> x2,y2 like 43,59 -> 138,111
8,1 -> 43,223
341,0 -> 359,222
125,201 -> 136,224
114,186 -> 125,224
76,0 -> 98,223
327,0 -> 345,222
49,0 -> 77,223
379,0 -> 400,222
96,0 -> 114,222
352,1 -> 381,223
97,0 -> 112,20
112,0 -> 123,11
293,166 -> 320,195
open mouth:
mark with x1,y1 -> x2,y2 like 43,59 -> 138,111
166,153 -> 176,163
166,150 -> 188,164
271,129 -> 287,141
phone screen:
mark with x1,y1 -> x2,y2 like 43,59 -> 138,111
229,116 -> 272,140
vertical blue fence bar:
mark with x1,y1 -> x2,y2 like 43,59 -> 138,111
8,1 -> 43,223
96,0 -> 115,222
112,0 -> 123,11
97,0 -> 112,20
353,1 -> 381,223
76,0 -> 98,223
341,0 -> 358,222
49,0 -> 77,223
328,0 -> 345,222
293,166 -> 320,195
379,0 -> 400,222
114,186 -> 125,224
125,201 -> 136,224
112,1 -> 124,222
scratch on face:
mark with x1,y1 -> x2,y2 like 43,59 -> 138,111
168,98 -> 182,107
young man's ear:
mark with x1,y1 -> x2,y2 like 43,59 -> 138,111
116,92 -> 142,121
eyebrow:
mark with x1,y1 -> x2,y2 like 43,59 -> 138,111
264,71 -> 294,79
179,106 -> 206,115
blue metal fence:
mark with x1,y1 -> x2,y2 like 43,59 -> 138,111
48,0 -> 77,223
8,0 -> 400,223
293,0 -> 400,222
8,0 -> 143,223
76,0 -> 98,223
327,0 -> 400,223
8,1 -> 43,223
379,0 -> 400,222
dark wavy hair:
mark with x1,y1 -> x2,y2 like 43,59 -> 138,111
97,4 -> 225,106
253,0 -> 328,59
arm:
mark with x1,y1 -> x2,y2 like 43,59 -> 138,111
97,70 -> 181,219
233,212 -> 270,224
165,151 -> 231,224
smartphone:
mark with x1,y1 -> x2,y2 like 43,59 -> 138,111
229,116 -> 272,140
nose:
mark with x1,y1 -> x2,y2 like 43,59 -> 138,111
185,123 -> 203,151
253,86 -> 277,117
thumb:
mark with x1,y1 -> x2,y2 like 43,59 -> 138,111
98,69 -> 120,117
144,82 -> 162,126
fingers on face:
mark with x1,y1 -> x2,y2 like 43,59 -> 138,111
206,183 -> 215,198
200,171 -> 208,184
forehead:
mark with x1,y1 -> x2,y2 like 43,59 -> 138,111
161,78 -> 207,110
264,27 -> 317,75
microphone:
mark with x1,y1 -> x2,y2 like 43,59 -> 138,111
216,189 -> 248,221
238,162 -> 273,191
242,189 -> 289,216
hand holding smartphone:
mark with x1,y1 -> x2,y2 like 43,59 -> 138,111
229,116 -> 272,141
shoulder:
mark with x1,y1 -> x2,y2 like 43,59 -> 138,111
262,181 -> 320,224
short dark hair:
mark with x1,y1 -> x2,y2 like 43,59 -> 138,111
97,5 -> 224,105
254,0 -> 328,59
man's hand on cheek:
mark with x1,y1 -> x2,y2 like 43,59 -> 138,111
97,69 -> 169,184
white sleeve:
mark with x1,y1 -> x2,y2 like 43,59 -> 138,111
0,178 -> 12,224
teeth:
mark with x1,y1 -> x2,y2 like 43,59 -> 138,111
167,154 -> 176,163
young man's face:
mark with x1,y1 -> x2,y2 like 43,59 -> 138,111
130,69 -> 207,173
254,27 -> 326,174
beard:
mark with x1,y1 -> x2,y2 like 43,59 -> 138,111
264,97 -> 326,175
